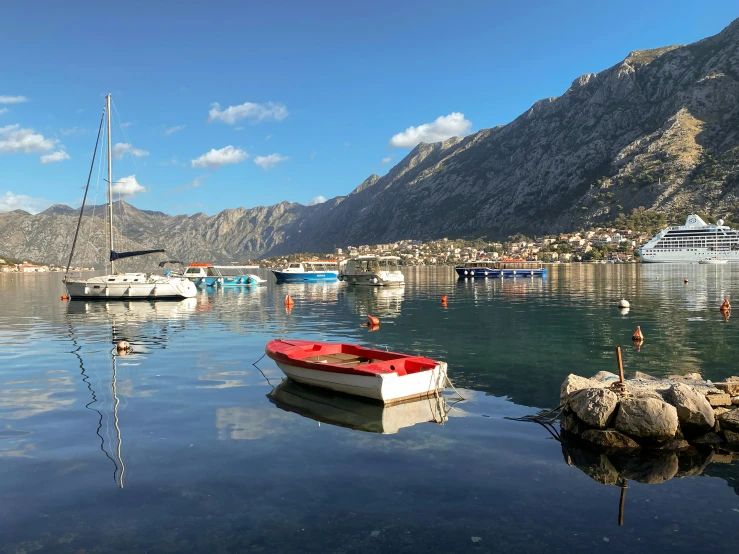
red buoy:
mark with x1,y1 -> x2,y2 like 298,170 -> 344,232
441,295 -> 448,305
60,295 -> 69,301
285,294 -> 295,307
720,298 -> 731,312
367,315 -> 380,327
632,326 -> 644,341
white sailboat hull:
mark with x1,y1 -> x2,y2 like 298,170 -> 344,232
274,360 -> 447,404
65,274 -> 197,299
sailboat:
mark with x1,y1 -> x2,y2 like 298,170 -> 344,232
63,95 -> 197,299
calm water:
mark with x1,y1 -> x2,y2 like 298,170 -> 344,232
1,265 -> 738,553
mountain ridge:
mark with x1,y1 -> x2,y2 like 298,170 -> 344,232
2,17 -> 739,267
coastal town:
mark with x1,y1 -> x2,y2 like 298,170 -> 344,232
265,226 -> 653,267
1,226 -> 653,272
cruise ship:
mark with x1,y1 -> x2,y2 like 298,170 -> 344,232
639,215 -> 739,263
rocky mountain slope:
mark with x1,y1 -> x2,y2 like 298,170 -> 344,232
2,18 -> 739,267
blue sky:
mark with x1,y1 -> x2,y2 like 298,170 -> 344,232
0,0 -> 736,215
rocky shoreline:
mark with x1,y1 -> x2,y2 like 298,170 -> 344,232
559,372 -> 739,453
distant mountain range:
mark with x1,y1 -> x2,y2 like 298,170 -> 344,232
2,18 -> 739,268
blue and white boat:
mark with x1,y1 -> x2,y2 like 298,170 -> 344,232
455,259 -> 547,278
183,263 -> 265,287
272,261 -> 339,282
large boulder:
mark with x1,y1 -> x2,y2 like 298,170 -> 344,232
665,383 -> 715,433
614,397 -> 678,441
560,374 -> 601,404
581,429 -> 640,450
716,379 -> 739,396
706,392 -> 732,407
569,388 -> 619,428
718,409 -> 739,432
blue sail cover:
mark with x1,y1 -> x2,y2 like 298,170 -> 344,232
110,249 -> 165,262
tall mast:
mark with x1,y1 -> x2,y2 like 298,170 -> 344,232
106,94 -> 115,274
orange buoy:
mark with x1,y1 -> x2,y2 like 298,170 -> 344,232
720,298 -> 731,312
368,324 -> 380,333
60,295 -> 69,300
285,294 -> 295,307
684,279 -> 689,284
632,326 -> 644,341
116,340 -> 131,353
441,295 -> 448,305
367,315 -> 380,327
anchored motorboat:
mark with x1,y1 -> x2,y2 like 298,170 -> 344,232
339,256 -> 404,286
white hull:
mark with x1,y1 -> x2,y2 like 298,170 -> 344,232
340,272 -> 405,286
641,250 -> 739,263
65,273 -> 197,299
274,361 -> 447,404
698,259 -> 728,265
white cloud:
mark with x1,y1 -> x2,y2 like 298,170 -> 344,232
0,96 -> 29,104
159,157 -> 178,166
164,125 -> 185,135
254,153 -> 289,170
380,156 -> 393,164
112,142 -> 149,159
191,146 -> 248,169
40,150 -> 70,164
168,175 -> 207,195
111,175 -> 147,198
307,196 -> 327,206
0,124 -> 58,154
389,112 -> 472,148
0,108 -> 7,115
208,101 -> 288,124
0,191 -> 50,213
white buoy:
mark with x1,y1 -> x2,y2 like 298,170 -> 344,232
618,299 -> 630,308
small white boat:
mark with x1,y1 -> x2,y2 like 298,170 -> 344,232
339,256 -> 404,286
698,258 -> 728,265
268,379 -> 448,434
63,95 -> 196,300
265,339 -> 447,405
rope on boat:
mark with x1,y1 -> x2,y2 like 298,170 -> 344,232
444,374 -> 465,401
252,352 -> 276,390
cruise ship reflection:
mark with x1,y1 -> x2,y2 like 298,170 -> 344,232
341,286 -> 405,319
267,379 -> 448,434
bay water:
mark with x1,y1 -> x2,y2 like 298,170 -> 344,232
1,265 -> 738,553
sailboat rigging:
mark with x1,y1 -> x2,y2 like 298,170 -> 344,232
63,94 -> 197,299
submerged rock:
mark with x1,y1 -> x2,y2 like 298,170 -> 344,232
614,397 -> 678,441
582,429 -> 640,449
665,383 -> 715,433
610,451 -> 679,484
569,388 -> 619,428
718,410 -> 739,432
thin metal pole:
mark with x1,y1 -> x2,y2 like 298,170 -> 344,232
618,479 -> 628,526
616,346 -> 625,384
106,94 -> 115,274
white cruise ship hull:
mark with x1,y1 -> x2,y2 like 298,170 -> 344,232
65,274 -> 197,299
640,214 -> 739,264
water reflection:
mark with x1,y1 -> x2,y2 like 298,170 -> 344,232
341,286 -> 405,319
267,379 -> 449,434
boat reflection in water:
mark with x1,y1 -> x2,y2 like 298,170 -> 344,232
267,379 -> 449,434
342,285 -> 405,320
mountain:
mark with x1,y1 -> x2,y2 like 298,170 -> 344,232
2,18 -> 739,267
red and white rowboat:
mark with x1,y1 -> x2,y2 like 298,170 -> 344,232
265,339 -> 448,405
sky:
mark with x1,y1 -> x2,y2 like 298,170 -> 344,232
0,0 -> 736,215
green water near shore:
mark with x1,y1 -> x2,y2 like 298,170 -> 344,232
0,265 -> 737,553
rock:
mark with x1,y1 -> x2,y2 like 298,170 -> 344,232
610,451 -> 679,484
561,443 -> 620,485
581,429 -> 640,450
622,383 -> 665,401
633,371 -> 657,381
569,388 -> 619,429
668,372 -> 703,381
692,432 -> 723,445
591,371 -> 620,383
732,396 -> 739,405
722,430 -> 739,448
614,397 -> 678,441
665,383 -> 715,433
713,407 -> 730,417
651,439 -> 691,452
716,382 -> 739,395
560,374 -> 600,404
711,452 -> 733,464
718,410 -> 739,432
560,412 -> 590,435
706,392 -> 732,407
